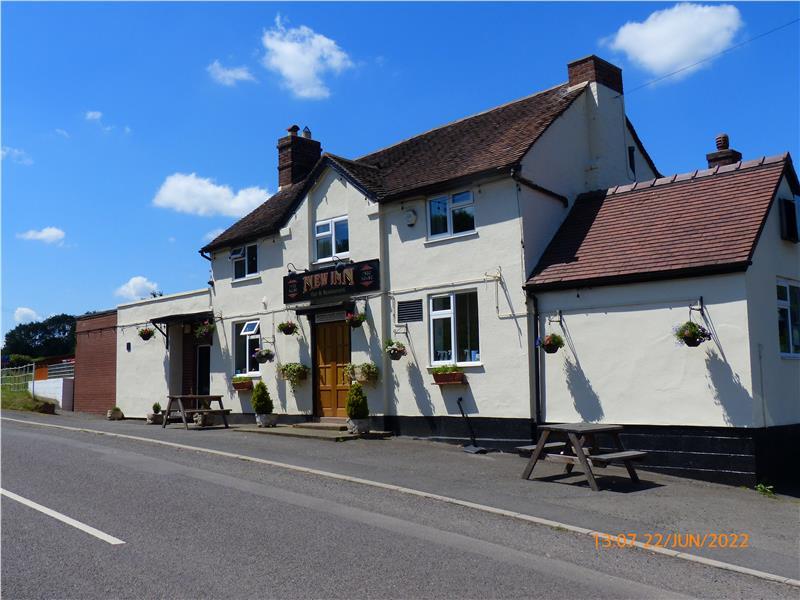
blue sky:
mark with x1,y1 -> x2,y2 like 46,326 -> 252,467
2,2 -> 798,338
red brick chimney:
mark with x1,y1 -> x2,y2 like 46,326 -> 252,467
567,55 -> 623,94
706,133 -> 742,168
277,125 -> 321,188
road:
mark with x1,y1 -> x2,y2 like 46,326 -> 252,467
1,418 -> 796,599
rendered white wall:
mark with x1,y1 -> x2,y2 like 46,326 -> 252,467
536,274 -> 756,427
29,378 -> 73,410
745,176 -> 800,426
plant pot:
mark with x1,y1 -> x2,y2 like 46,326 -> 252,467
388,350 -> 405,361
348,320 -> 364,329
432,372 -> 466,385
232,379 -> 254,391
347,418 -> 370,434
107,408 -> 124,420
541,343 -> 561,354
139,331 -> 154,341
193,413 -> 215,427
145,413 -> 163,425
255,353 -> 274,364
682,337 -> 702,347
255,413 -> 278,428
279,324 -> 298,336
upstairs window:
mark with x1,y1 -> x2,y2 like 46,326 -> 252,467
777,280 -> 800,356
779,197 -> 799,243
428,191 -> 475,239
234,320 -> 260,374
430,291 -> 480,365
231,244 -> 258,279
315,217 -> 349,261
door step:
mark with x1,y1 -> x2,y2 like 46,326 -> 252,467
292,421 -> 348,432
318,417 -> 347,424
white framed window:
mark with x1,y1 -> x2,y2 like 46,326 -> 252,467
234,320 -> 260,374
231,244 -> 258,280
427,191 -> 475,239
429,290 -> 480,365
777,279 -> 800,356
314,217 -> 349,262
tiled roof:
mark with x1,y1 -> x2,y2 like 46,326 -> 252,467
527,154 -> 798,291
201,83 -> 585,252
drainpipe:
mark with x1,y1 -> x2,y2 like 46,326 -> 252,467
531,294 -> 543,431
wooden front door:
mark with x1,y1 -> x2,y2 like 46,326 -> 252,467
315,321 -> 351,418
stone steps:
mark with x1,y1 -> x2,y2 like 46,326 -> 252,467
235,425 -> 392,442
292,422 -> 349,432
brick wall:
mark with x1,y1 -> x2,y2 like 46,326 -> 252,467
73,311 -> 117,414
567,55 -> 623,94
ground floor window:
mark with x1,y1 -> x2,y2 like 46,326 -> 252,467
234,320 -> 260,374
430,290 -> 480,364
777,279 -> 800,356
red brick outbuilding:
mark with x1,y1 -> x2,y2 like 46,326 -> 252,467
73,310 -> 117,414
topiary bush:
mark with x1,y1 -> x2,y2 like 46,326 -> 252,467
346,382 -> 369,420
250,381 -> 273,415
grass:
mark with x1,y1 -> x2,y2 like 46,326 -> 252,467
754,483 -> 776,499
0,388 -> 56,414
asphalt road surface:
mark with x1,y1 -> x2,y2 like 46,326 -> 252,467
1,419 -> 796,599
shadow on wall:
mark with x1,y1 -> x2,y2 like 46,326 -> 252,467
563,357 -> 604,423
705,349 -> 752,426
397,333 -> 434,417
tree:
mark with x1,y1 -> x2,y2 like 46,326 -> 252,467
2,314 -> 77,358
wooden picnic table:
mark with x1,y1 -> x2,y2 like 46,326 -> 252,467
162,395 -> 231,430
521,423 -> 646,491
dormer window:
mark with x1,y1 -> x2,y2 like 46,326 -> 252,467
231,244 -> 258,279
428,191 -> 475,239
779,196 -> 799,243
315,217 -> 349,262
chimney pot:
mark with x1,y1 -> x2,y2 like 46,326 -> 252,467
302,126 -> 312,139
567,55 -> 623,94
287,124 -> 300,136
715,133 -> 730,151
706,133 -> 741,168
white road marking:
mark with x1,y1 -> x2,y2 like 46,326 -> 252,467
3,416 -> 798,587
0,488 -> 125,545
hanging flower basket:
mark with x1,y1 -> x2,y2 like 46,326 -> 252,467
278,321 -> 299,336
674,321 -> 712,347
345,362 -> 379,384
384,340 -> 407,360
232,376 -> 254,391
277,363 -> 309,392
538,333 -> 564,354
345,312 -> 366,329
194,320 -> 216,339
252,348 -> 275,363
138,327 -> 155,341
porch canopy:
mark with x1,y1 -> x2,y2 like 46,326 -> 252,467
149,310 -> 213,347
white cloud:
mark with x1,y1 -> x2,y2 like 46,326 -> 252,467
17,226 -> 66,245
261,15 -> 353,99
203,228 -> 225,242
124,126 -> 132,134
605,3 -> 743,80
207,59 -> 257,86
153,172 -> 267,218
85,110 -> 103,121
55,128 -> 70,138
1,146 -> 33,166
115,276 -> 159,300
14,307 -> 42,324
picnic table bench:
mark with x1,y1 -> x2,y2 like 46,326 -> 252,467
520,423 -> 647,491
162,395 -> 231,430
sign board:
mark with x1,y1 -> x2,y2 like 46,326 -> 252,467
283,259 -> 380,304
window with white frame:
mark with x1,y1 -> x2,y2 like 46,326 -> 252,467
231,244 -> 258,280
428,191 -> 475,238
315,217 -> 349,261
777,280 -> 800,356
430,291 -> 480,364
234,320 -> 260,374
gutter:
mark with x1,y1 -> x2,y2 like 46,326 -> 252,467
199,250 -> 212,261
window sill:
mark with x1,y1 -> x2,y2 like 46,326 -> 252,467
232,274 -> 261,285
779,354 -> 800,360
426,362 -> 482,370
312,254 -> 351,267
232,372 -> 262,378
424,231 -> 478,246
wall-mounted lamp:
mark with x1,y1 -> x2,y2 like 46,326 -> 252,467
331,256 -> 351,274
287,262 -> 307,275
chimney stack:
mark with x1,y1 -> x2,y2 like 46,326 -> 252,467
706,133 -> 742,168
278,124 -> 321,188
567,55 -> 623,94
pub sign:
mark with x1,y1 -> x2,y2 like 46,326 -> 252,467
283,259 -> 380,304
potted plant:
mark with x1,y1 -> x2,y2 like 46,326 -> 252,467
346,382 -> 370,434
194,319 -> 216,339
431,365 -> 466,385
345,312 -> 366,328
675,321 -> 712,347
277,363 -> 309,392
251,381 -> 277,427
345,362 -> 379,385
538,333 -> 564,354
138,327 -> 155,341
146,401 -> 163,425
107,406 -> 124,420
384,339 -> 407,360
252,347 -> 275,363
278,321 -> 299,336
232,375 -> 254,391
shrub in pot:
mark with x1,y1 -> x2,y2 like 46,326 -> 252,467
146,401 -> 163,425
346,382 -> 370,434
345,312 -> 366,328
251,381 -> 277,427
674,321 -> 712,347
384,339 -> 407,360
278,321 -> 299,336
538,333 -> 564,354
277,363 -> 309,393
431,365 -> 466,385
138,327 -> 155,341
232,375 -> 254,391
107,406 -> 124,420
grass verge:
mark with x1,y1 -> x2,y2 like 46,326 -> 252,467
0,389 -> 56,414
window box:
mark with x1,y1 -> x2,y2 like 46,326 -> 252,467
232,377 -> 255,391
432,372 -> 467,385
